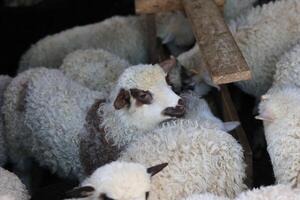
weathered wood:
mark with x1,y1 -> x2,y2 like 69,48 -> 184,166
145,14 -> 159,64
135,0 -> 183,14
220,85 -> 253,188
135,0 -> 225,14
182,0 -> 251,84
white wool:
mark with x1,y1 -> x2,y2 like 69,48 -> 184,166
183,193 -> 229,200
0,167 -> 30,200
183,185 -> 300,200
60,49 -> 130,95
119,119 -> 246,199
78,162 -> 151,200
0,76 -> 12,166
273,43 -> 300,88
19,12 -> 194,72
236,184 -> 300,200
258,86 -> 300,186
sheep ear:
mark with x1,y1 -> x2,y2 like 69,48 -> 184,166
159,56 -> 177,73
147,163 -> 168,177
64,186 -> 95,199
113,89 -> 130,110
223,121 -> 240,132
255,110 -> 274,122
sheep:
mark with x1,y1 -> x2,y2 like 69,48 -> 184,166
4,63 -> 183,181
183,185 -> 300,200
256,86 -> 300,187
0,76 -> 12,167
60,49 -> 130,96
224,0 -> 257,21
64,161 -> 168,200
118,119 -> 246,199
80,90 -> 240,176
18,11 -> 194,73
181,91 -> 240,132
273,43 -> 300,89
177,0 -> 300,98
0,167 -> 30,200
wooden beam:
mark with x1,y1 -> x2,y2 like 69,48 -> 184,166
220,85 -> 253,188
182,0 -> 251,84
145,14 -> 159,64
135,0 -> 225,14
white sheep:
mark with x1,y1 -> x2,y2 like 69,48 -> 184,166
178,0 -> 300,98
64,161 -> 168,200
273,43 -> 300,89
60,49 -> 130,95
256,86 -> 300,187
118,119 -> 246,199
18,12 -> 194,73
0,167 -> 30,200
224,0 -> 257,21
4,63 -> 183,180
183,184 -> 300,200
0,76 -> 12,167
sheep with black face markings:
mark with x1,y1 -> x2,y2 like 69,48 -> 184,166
3,62 -> 184,181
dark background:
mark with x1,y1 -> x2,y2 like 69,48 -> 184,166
0,0 -> 135,76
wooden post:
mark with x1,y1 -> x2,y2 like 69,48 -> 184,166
220,85 -> 253,188
182,0 -> 251,84
135,0 -> 225,14
145,14 -> 159,64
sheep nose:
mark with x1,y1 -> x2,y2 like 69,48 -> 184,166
162,99 -> 185,118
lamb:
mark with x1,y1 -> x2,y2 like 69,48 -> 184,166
178,0 -> 300,98
256,86 -> 300,187
3,63 -> 183,181
183,185 -> 300,200
18,11 -> 194,73
0,167 -> 30,200
60,49 -> 130,95
118,119 -> 246,199
0,76 -> 12,167
64,161 -> 168,200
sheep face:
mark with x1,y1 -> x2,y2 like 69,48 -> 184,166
257,87 -> 300,123
112,63 -> 185,131
65,162 -> 167,200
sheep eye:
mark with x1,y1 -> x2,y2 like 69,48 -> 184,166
99,194 -> 114,200
145,192 -> 150,200
130,88 -> 153,104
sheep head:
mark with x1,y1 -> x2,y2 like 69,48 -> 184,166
111,62 -> 185,131
65,161 -> 167,200
256,86 -> 300,123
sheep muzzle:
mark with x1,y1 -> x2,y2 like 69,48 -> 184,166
162,99 -> 185,118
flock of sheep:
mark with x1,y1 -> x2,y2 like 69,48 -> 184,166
1,0 -> 300,199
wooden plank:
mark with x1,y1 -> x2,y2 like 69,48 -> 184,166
182,0 -> 251,84
220,85 -> 253,188
135,0 -> 225,14
135,0 -> 183,14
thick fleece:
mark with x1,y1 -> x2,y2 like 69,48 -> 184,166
184,185 -> 300,200
273,43 -> 300,88
0,76 -> 12,166
119,120 -> 246,199
19,12 -> 194,72
60,49 -> 130,95
258,87 -> 300,186
0,167 -> 30,200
